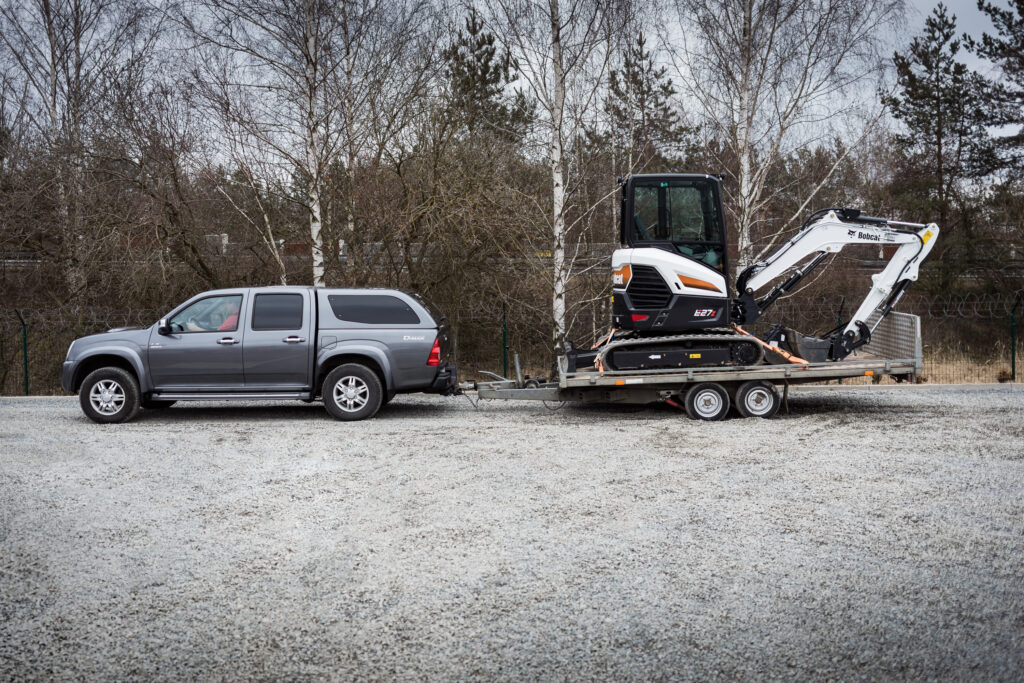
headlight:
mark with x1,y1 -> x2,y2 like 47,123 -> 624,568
66,340 -> 76,360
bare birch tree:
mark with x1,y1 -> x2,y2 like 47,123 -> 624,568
669,0 -> 902,270
331,0 -> 434,272
0,0 -> 156,297
480,0 -> 612,359
185,0 -> 344,287
187,0 -> 430,286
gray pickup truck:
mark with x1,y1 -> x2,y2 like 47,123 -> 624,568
61,286 -> 456,423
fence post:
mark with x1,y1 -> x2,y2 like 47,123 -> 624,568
1013,293 -> 1023,382
502,304 -> 508,379
837,297 -> 845,385
14,309 -> 28,395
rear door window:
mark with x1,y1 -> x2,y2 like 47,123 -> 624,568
328,294 -> 420,325
252,293 -> 304,331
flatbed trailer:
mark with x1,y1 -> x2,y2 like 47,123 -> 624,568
474,312 -> 922,420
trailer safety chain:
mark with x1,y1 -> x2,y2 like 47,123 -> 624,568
459,391 -> 479,410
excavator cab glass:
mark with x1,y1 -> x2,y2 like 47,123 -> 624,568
624,175 -> 727,272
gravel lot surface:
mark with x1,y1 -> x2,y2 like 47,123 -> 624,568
2,386 -> 1023,680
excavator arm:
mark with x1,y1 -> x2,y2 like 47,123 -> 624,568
733,209 -> 939,360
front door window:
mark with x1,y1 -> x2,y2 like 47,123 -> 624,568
168,295 -> 242,333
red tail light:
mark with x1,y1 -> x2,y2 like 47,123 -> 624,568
631,314 -> 649,322
427,338 -> 441,366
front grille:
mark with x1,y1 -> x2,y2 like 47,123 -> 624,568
626,265 -> 672,309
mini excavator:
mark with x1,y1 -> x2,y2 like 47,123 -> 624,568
568,174 -> 939,372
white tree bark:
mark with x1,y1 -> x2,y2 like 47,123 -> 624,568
304,1 -> 326,287
548,0 -> 567,357
734,0 -> 755,274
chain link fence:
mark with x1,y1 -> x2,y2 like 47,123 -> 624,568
760,292 -> 1023,384
2,292 -> 1022,395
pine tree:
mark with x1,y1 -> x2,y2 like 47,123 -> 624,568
883,4 -> 995,229
442,9 -> 532,138
969,0 -> 1024,170
605,32 -> 690,172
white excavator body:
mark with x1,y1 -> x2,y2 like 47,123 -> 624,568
572,174 -> 940,372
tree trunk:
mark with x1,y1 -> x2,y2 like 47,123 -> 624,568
734,0 -> 755,273
42,0 -> 85,297
549,0 -> 568,360
304,4 -> 325,288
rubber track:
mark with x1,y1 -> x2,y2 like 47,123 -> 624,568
596,328 -> 765,371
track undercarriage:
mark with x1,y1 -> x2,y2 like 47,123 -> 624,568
568,328 -> 767,373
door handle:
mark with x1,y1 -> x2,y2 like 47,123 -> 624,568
282,336 -> 306,343
217,337 -> 239,345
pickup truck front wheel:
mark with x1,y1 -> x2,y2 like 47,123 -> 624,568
323,364 -> 383,421
79,367 -> 141,424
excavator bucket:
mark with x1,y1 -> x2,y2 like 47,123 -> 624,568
760,325 -> 832,363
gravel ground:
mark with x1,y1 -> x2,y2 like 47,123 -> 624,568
1,386 -> 1023,681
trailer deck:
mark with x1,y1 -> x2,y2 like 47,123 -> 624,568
474,312 -> 922,419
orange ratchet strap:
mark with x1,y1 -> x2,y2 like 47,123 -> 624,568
732,324 -> 809,365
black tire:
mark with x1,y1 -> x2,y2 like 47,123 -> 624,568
79,367 -> 141,424
734,381 -> 780,419
323,364 -> 383,421
141,398 -> 177,410
684,382 -> 730,421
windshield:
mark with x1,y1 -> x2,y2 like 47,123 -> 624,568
632,179 -> 724,269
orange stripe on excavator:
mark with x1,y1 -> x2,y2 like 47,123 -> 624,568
677,274 -> 722,293
733,324 -> 810,365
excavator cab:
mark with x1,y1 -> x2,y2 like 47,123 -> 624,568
620,174 -> 729,276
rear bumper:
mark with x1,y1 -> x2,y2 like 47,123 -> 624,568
429,364 -> 458,395
61,361 -> 75,393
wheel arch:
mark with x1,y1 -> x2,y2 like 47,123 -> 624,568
316,349 -> 391,397
72,351 -> 145,392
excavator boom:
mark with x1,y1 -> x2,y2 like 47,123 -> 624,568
734,209 -> 939,358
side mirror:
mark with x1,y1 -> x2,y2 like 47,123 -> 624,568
158,319 -> 171,335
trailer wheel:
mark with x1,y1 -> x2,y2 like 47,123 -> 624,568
684,383 -> 730,421
735,381 -> 780,418
323,364 -> 383,421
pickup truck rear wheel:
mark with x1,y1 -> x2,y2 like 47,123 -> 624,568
79,367 -> 141,424
323,364 -> 383,421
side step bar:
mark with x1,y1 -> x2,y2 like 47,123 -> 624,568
150,392 -> 312,401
